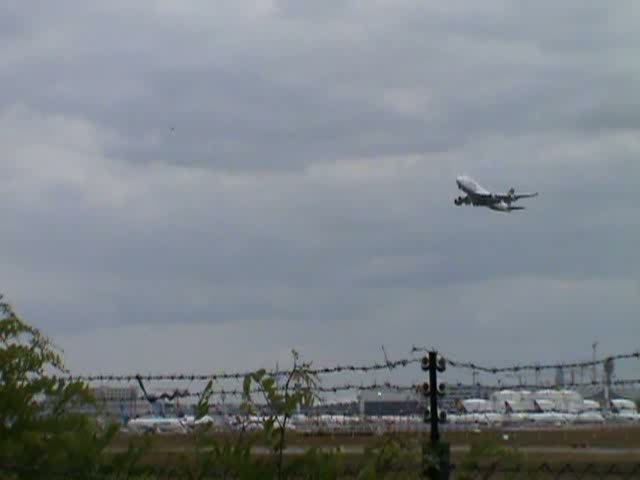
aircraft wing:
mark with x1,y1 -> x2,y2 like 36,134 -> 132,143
465,191 -> 492,199
512,192 -> 538,200
496,191 -> 539,201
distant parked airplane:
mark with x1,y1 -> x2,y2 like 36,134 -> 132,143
454,175 -> 538,212
126,415 -> 192,434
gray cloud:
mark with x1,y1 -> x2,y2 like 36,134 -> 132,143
0,1 -> 639,381
3,1 -> 639,172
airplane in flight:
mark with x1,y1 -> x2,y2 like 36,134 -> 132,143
454,175 -> 538,212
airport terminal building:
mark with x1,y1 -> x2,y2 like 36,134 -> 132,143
357,384 -> 498,417
358,388 -> 424,416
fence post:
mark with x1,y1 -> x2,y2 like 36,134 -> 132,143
422,351 -> 450,479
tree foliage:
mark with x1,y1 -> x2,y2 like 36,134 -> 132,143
1,295 -> 512,478
186,350 -> 345,479
0,295 -> 118,479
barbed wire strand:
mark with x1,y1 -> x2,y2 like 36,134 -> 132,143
62,349 -> 640,385
128,376 -> 640,404
410,347 -> 640,374
63,357 -> 420,383
461,377 -> 640,391
134,381 -> 423,403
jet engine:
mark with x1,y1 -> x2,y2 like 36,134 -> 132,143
492,202 -> 510,211
454,197 -> 463,205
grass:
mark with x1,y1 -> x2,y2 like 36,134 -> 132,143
105,425 -> 640,472
109,425 -> 640,450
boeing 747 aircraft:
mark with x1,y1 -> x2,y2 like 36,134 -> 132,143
454,175 -> 538,212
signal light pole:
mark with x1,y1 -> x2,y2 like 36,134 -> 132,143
421,351 -> 450,479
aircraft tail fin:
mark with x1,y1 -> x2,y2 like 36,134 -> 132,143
504,401 -> 514,414
533,400 -> 543,413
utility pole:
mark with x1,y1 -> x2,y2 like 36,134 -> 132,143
421,351 -> 449,479
472,370 -> 479,398
592,342 -> 598,384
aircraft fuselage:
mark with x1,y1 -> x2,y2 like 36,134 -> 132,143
454,175 -> 537,212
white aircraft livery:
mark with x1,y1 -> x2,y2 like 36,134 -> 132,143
454,175 -> 538,212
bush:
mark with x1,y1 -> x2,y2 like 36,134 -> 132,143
0,296 -> 118,479
1,296 -> 460,479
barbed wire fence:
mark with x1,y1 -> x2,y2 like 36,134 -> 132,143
62,347 -> 640,406
413,347 -> 640,396
61,355 -> 425,411
64,356 -> 421,383
16,349 -> 640,479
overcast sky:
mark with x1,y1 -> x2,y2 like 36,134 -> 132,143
1,1 -> 639,391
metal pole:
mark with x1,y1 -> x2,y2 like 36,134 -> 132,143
422,351 -> 449,479
592,342 -> 598,383
429,351 -> 439,444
